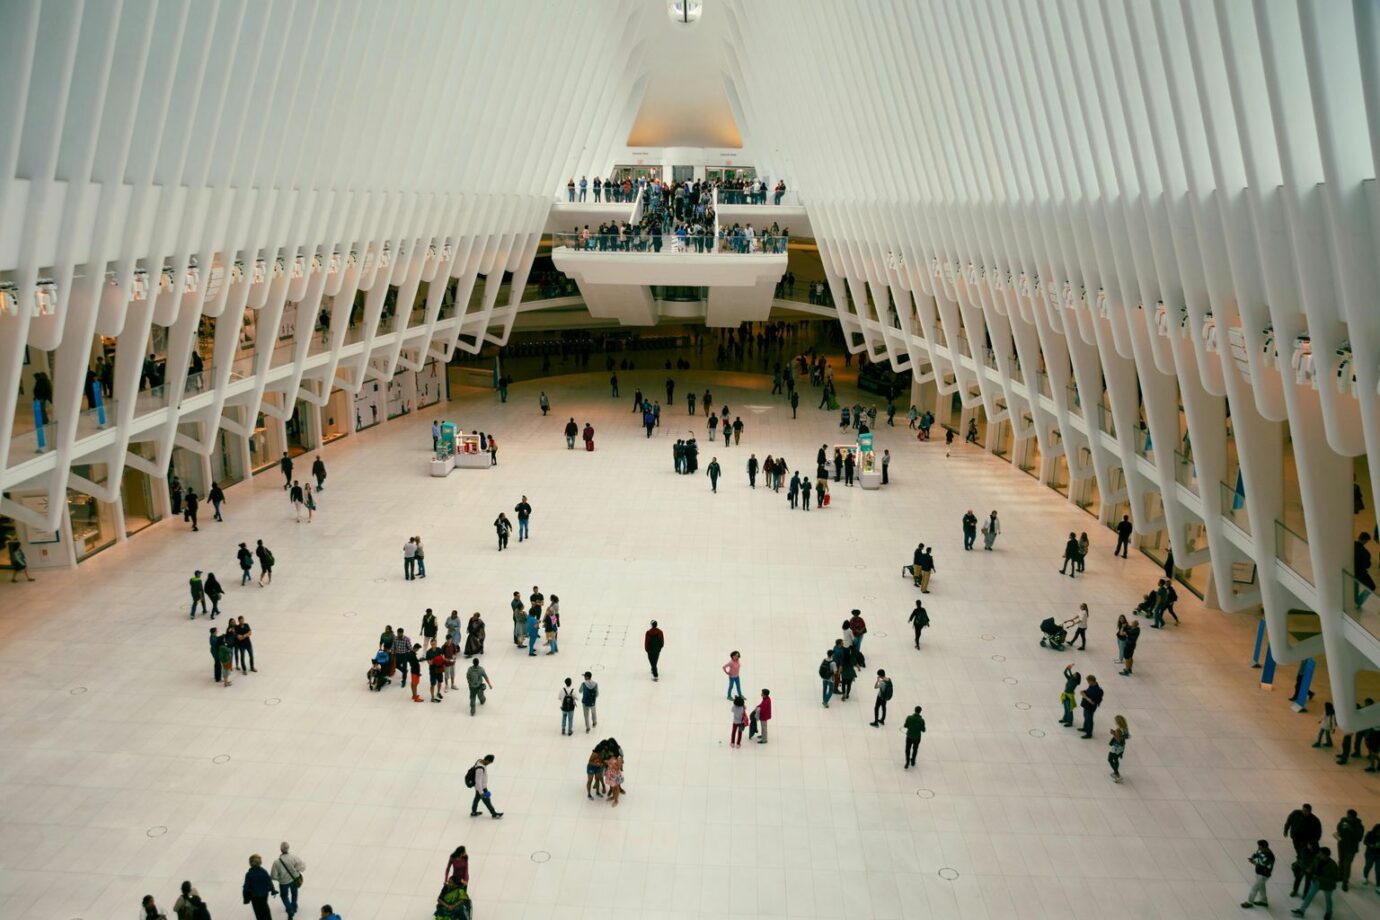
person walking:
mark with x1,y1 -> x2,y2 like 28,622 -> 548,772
902,706 -> 926,768
962,510 -> 978,551
787,472 -> 799,509
208,481 -> 225,522
564,418 -> 578,449
465,658 -> 491,716
580,672 -> 599,732
237,542 -> 254,586
269,842 -> 305,919
189,570 -> 208,618
1079,675 -> 1103,738
1060,532 -> 1080,576
1076,532 -> 1090,572
1361,822 -> 1380,887
644,621 -> 664,680
559,678 -> 577,736
467,754 -> 503,818
790,389 -> 799,418
1119,619 -> 1140,676
1313,702 -> 1337,748
1059,663 -> 1081,727
279,452 -> 293,489
289,480 -> 305,522
242,855 -> 277,920
539,391 -> 550,416
184,489 -> 199,531
723,651 -> 742,700
1285,804 -> 1325,874
514,496 -> 532,542
870,670 -> 893,726
747,454 -> 758,488
706,457 -> 721,493
1070,603 -> 1089,650
311,455 -> 326,491
494,513 -> 512,551
414,535 -> 427,577
1108,715 -> 1129,782
7,540 -> 34,582
1291,847 -> 1339,917
1335,809 -> 1365,891
1242,839 -> 1276,910
982,511 -> 1000,550
1112,514 -> 1133,558
755,689 -> 772,744
402,537 -> 417,579
583,422 -> 595,451
908,600 -> 929,648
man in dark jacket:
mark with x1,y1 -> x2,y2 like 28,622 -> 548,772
962,510 -> 978,550
1060,532 -> 1080,576
1285,804 -> 1324,875
1115,515 -> 1133,557
644,621 -> 664,681
1335,809 -> 1365,890
1079,676 -> 1103,738
1291,846 -> 1339,917
908,600 -> 929,648
243,854 -> 277,920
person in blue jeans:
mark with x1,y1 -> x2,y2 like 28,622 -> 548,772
269,842 -> 305,919
723,651 -> 742,699
515,496 -> 532,542
559,678 -> 576,735
526,609 -> 540,656
820,657 -> 835,707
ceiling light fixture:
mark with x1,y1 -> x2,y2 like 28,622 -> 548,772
668,0 -> 702,26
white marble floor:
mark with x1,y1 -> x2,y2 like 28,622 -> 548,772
2,367 -> 1377,920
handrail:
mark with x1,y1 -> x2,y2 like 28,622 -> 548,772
551,232 -> 788,255
1274,519 -> 1314,585
1341,570 -> 1380,642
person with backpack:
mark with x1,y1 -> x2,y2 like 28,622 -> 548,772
908,600 -> 930,649
871,670 -> 894,726
237,542 -> 254,586
465,658 -> 491,716
903,706 -> 926,768
819,656 -> 836,707
172,882 -> 208,920
466,754 -> 503,818
207,481 -> 225,522
269,841 -> 306,919
559,678 -> 577,735
579,672 -> 599,732
255,539 -> 274,586
1242,839 -> 1275,909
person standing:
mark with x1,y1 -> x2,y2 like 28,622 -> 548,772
723,651 -> 742,700
1241,839 -> 1275,910
1119,619 -> 1140,676
580,672 -> 599,732
908,600 -> 929,648
208,481 -> 225,522
468,754 -> 503,818
564,418 -> 578,449
242,855 -> 277,920
514,496 -> 532,542
755,689 -> 772,744
311,455 -> 326,491
1107,715 -> 1129,782
730,696 -> 748,748
917,545 -> 935,594
870,670 -> 893,726
209,628 -> 224,684
560,678 -> 577,735
425,640 -> 447,702
465,658 -> 491,716
402,537 -> 417,579
1335,809 -> 1365,891
583,421 -> 595,451
902,706 -> 926,768
644,621 -> 664,681
172,882 -> 205,920
511,592 -> 526,647
494,513 -> 512,551
747,454 -> 758,488
881,449 -> 890,485
1361,822 -> 1380,887
843,450 -> 855,486
801,476 -> 812,510
706,457 -> 721,493
525,605 -> 540,656
279,452 -> 293,490
1115,514 -> 1133,557
1079,675 -> 1103,738
982,511 -> 1000,550
962,510 -> 978,551
787,472 -> 799,509
189,570 -> 208,618
269,842 -> 305,919
414,535 -> 427,577
1070,603 -> 1089,650
1059,663 -> 1081,727
790,389 -> 799,418
543,596 -> 560,654
1060,532 -> 1080,576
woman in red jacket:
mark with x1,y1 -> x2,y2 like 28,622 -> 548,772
755,689 -> 772,744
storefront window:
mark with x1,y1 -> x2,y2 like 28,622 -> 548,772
215,428 -> 246,487
69,463 -> 117,560
322,389 -> 350,443
248,412 -> 274,473
123,445 -> 162,536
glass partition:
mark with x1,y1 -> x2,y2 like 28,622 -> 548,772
1275,519 -> 1314,585
1219,481 -> 1251,535
551,232 -> 788,254
68,463 -> 117,560
1173,450 -> 1199,494
1342,571 -> 1380,642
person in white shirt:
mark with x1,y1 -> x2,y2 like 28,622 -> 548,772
270,842 -> 306,919
1070,603 -> 1089,650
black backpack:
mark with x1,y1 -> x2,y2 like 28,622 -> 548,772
881,679 -> 894,701
819,660 -> 832,679
561,689 -> 575,712
464,765 -> 477,788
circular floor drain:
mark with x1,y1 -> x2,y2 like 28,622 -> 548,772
915,789 -> 935,799
980,634 -> 995,641
1014,702 -> 1031,710
69,687 -> 87,695
938,867 -> 959,881
264,698 -> 281,706
212,754 -> 231,765
146,826 -> 167,838
530,850 -> 551,863
990,654 -> 1006,662
343,611 -> 358,618
1029,729 -> 1046,738
1002,677 -> 1018,685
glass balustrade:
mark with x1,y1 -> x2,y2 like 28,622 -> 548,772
551,232 -> 788,254
1219,481 -> 1251,535
1275,519 -> 1314,585
1065,383 -> 1082,416
1173,450 -> 1198,494
1342,571 -> 1380,642
1095,403 -> 1116,437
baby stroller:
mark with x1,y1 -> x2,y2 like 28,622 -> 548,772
434,880 -> 472,920
1039,616 -> 1073,651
